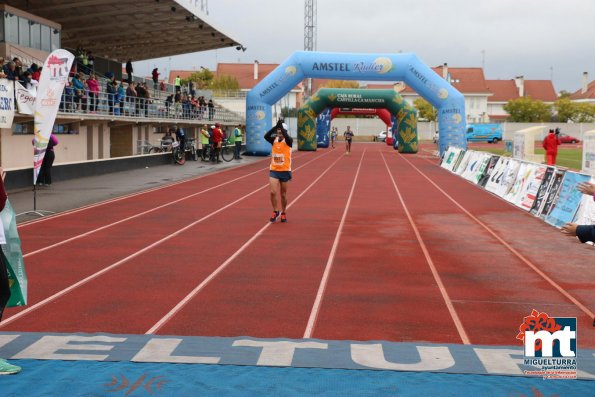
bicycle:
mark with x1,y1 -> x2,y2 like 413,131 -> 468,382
185,137 -> 198,161
148,139 -> 174,154
220,141 -> 234,162
171,141 -> 185,165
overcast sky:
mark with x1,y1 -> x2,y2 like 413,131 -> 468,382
136,0 -> 594,93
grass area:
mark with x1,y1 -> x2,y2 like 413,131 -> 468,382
478,147 -> 582,170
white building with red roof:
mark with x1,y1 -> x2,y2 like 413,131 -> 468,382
569,72 -> 595,105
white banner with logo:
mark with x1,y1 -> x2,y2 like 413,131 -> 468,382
15,81 -> 36,115
0,78 -> 15,128
33,49 -> 74,185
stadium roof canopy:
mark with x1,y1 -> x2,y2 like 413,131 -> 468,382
4,0 -> 244,62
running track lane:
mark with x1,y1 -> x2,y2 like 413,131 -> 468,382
385,150 -> 594,348
0,151 -> 336,333
2,159 -> 284,321
151,149 -> 364,338
16,158 -> 272,254
307,148 -> 464,344
413,152 -> 595,321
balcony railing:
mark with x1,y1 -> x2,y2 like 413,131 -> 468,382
56,90 -> 245,123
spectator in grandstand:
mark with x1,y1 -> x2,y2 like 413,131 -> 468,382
3,62 -> 18,81
152,68 -> 160,91
87,51 -> 95,72
19,71 -> 37,91
126,82 -> 138,116
165,94 -> 173,117
61,82 -> 74,112
0,58 -> 5,79
117,81 -> 125,115
159,80 -> 166,92
208,99 -> 215,120
136,82 -> 147,117
106,78 -> 117,115
12,58 -> 23,78
125,59 -> 133,84
71,73 -> 86,112
0,167 -> 22,376
561,182 -> 595,243
86,73 -> 100,113
30,64 -> 41,82
174,91 -> 182,117
542,129 -> 560,165
189,80 -> 195,98
174,75 -> 182,93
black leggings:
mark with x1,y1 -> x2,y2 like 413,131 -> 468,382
0,252 -> 10,322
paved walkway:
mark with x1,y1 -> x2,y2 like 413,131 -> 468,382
8,157 -> 265,224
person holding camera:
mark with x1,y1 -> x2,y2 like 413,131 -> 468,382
542,128 -> 560,165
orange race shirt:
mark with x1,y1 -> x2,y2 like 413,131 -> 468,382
270,138 -> 292,171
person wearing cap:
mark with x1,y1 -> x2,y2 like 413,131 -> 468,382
264,120 -> 293,223
233,124 -> 243,160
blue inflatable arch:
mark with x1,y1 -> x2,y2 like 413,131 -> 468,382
246,51 -> 466,155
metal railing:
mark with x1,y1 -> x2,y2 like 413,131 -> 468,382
57,90 -> 245,123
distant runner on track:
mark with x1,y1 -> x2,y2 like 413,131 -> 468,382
264,120 -> 293,223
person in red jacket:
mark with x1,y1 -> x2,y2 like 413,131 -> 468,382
542,129 -> 560,165
211,123 -> 224,163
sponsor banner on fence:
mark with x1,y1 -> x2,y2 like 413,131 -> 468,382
539,169 -> 566,219
477,155 -> 500,187
573,177 -> 595,224
15,81 -> 36,115
519,165 -> 548,211
0,78 -> 15,128
545,172 -> 592,228
581,131 -> 595,176
530,167 -> 555,216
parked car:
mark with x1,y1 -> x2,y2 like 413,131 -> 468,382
558,133 -> 580,144
375,130 -> 387,142
466,124 -> 503,143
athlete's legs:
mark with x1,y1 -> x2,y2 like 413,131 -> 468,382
279,181 -> 288,212
269,177 -> 280,211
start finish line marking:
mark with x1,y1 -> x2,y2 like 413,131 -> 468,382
0,332 -> 593,380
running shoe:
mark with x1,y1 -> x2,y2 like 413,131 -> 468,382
0,359 -> 21,375
280,212 -> 287,223
270,210 -> 280,222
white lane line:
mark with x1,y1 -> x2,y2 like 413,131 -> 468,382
382,152 -> 471,345
22,154 -> 310,257
17,156 -> 271,228
146,153 -> 346,334
0,152 -> 330,329
401,153 -> 595,320
303,150 -> 366,339
23,166 -> 267,258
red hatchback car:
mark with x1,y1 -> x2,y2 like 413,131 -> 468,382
558,133 -> 580,144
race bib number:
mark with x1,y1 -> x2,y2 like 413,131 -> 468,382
273,153 -> 285,165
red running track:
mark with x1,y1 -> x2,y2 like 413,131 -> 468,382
1,144 -> 593,349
